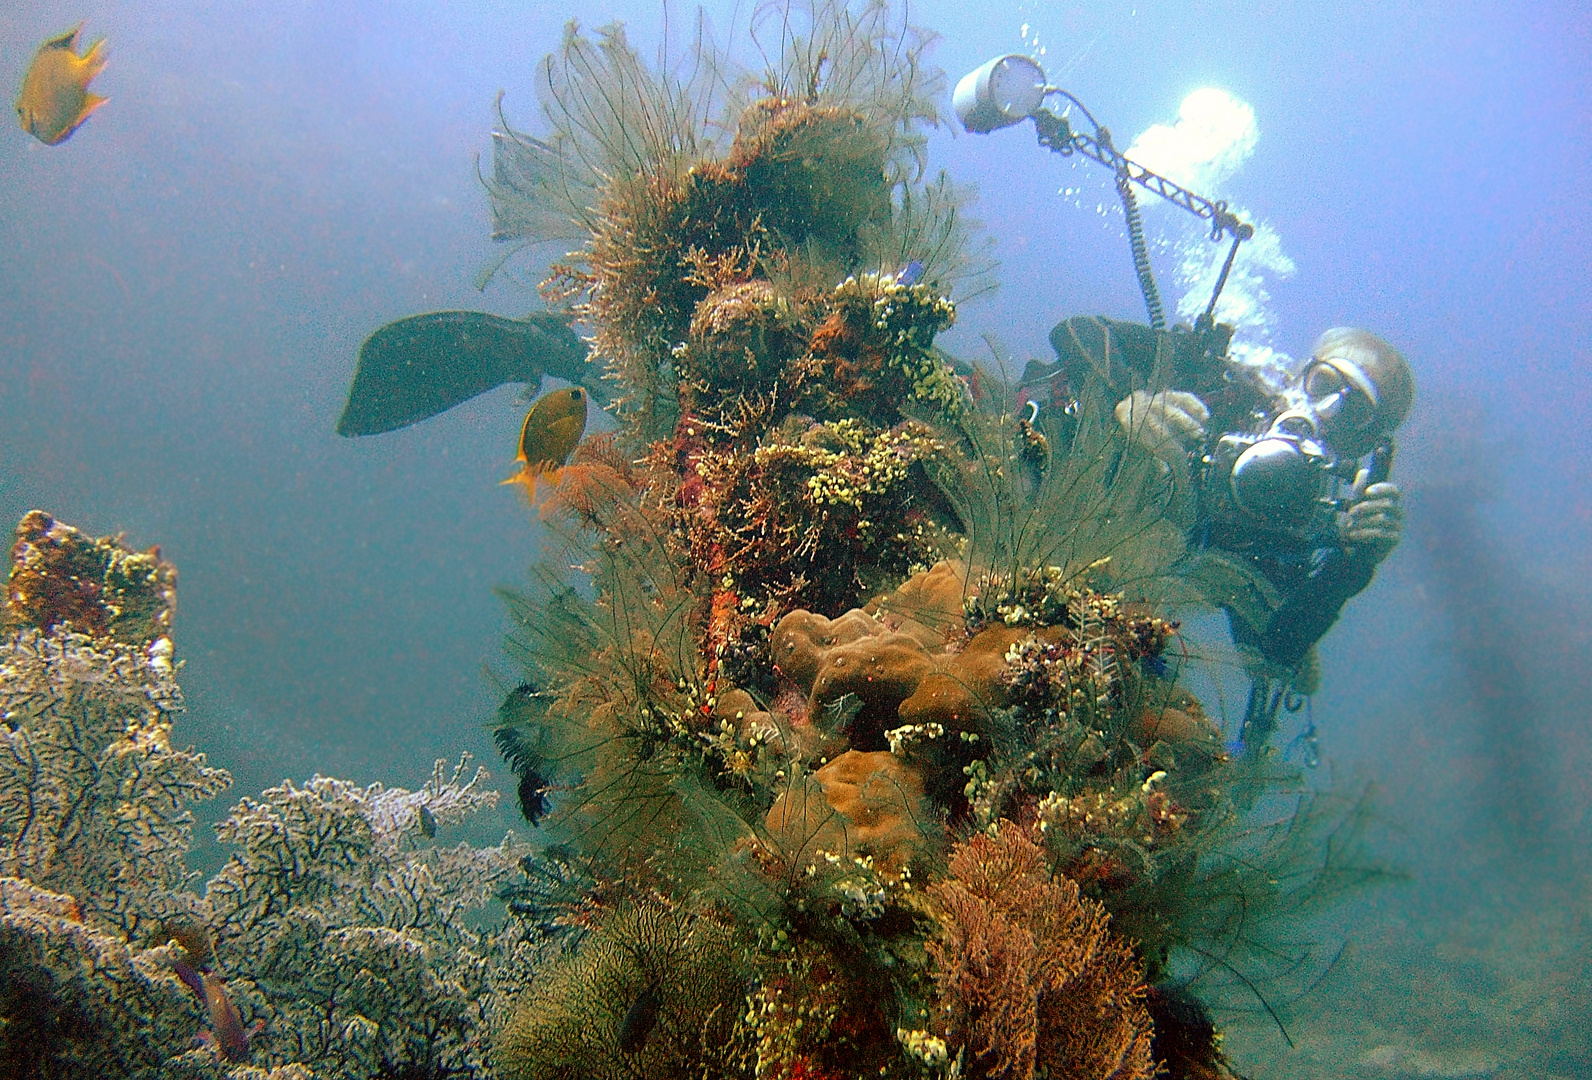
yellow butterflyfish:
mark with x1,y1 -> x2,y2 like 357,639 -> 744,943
17,23 -> 108,146
502,387 -> 587,501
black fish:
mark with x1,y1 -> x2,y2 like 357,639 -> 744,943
618,982 -> 661,1055
336,311 -> 598,436
418,805 -> 437,838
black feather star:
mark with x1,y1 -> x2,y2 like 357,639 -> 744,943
516,769 -> 550,827
494,682 -> 554,826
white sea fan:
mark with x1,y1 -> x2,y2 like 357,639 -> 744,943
1,619 -> 540,1079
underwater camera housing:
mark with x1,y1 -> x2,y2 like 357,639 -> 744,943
1211,407 -> 1394,531
1219,410 -> 1338,527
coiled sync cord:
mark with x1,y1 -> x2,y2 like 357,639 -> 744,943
1115,168 -> 1165,332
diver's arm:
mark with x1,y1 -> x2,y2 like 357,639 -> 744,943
1114,389 -> 1210,459
1114,389 -> 1209,529
1258,545 -> 1382,669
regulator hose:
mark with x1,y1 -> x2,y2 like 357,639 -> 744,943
1115,167 -> 1165,331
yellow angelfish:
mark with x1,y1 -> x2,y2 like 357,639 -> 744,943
502,387 -> 586,501
17,23 -> 108,146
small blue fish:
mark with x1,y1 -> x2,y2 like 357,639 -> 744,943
894,260 -> 925,286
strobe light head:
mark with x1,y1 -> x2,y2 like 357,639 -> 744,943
954,54 -> 1049,134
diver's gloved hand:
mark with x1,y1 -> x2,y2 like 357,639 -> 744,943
1114,390 -> 1210,461
1340,477 -> 1404,549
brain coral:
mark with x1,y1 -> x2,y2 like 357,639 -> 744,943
769,562 -> 1020,754
764,749 -> 928,877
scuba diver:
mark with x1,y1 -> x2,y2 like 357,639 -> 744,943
954,53 -> 1414,756
1127,329 -> 1413,748
1030,318 -> 1413,756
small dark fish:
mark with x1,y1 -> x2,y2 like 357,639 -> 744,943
894,259 -> 925,286
169,952 -> 206,1000
618,982 -> 661,1055
418,805 -> 437,838
517,768 -> 549,826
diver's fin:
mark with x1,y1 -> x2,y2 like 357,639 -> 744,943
336,310 -> 588,436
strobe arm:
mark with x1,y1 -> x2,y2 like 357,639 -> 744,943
1030,108 -> 1254,244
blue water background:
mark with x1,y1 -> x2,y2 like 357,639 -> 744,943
2,1 -> 1588,1073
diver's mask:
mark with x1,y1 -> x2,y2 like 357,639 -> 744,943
1224,409 -> 1338,526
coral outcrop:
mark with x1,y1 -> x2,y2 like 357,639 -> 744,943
3,509 -> 176,646
482,5 -> 1382,1077
475,2 -> 1258,1073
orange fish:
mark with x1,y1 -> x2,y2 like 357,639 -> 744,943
167,941 -> 261,1063
16,23 -> 108,145
502,387 -> 587,501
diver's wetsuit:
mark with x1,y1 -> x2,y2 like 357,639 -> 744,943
1027,316 -> 1387,712
1193,453 -> 1383,671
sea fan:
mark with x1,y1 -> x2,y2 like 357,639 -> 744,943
925,823 -> 1156,1080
